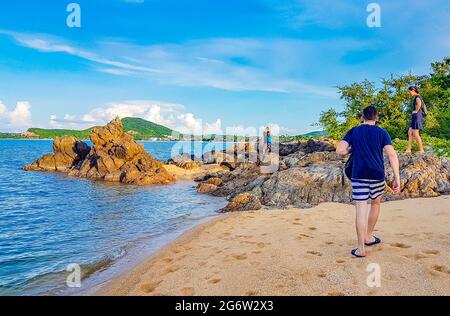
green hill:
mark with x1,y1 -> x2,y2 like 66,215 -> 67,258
0,132 -> 23,139
27,128 -> 94,139
26,117 -> 177,140
121,117 -> 175,139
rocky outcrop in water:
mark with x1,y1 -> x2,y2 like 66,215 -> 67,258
23,136 -> 91,172
195,139 -> 450,212
24,117 -> 175,185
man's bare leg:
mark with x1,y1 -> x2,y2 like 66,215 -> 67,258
366,196 -> 382,243
355,201 -> 370,256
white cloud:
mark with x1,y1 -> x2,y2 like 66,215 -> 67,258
0,101 -> 33,131
49,100 -> 225,135
48,101 -> 298,136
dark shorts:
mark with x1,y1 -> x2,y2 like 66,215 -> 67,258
411,113 -> 423,130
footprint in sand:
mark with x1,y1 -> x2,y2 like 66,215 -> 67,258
164,266 -> 180,274
232,253 -> 248,260
307,250 -> 323,256
256,242 -> 267,248
299,233 -> 312,238
162,258 -> 173,263
422,249 -> 440,255
317,272 -> 327,278
140,281 -> 161,293
405,253 -> 428,261
430,265 -> 450,275
327,292 -> 345,296
180,287 -> 194,295
390,242 -> 411,249
207,278 -> 222,284
336,259 -> 346,264
325,241 -> 334,245
308,227 -> 317,231
292,222 -> 302,226
245,290 -> 257,296
199,261 -> 207,267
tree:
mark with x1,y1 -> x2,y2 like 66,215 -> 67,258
319,57 -> 450,140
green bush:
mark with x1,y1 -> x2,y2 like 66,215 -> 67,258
393,135 -> 450,156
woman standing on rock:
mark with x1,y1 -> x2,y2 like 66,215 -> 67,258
406,86 -> 425,154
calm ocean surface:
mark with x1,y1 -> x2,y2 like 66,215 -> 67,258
0,140 -> 229,296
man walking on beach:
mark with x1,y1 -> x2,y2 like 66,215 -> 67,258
336,106 -> 401,258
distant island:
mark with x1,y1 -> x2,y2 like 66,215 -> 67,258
0,117 -> 326,141
0,117 -> 177,141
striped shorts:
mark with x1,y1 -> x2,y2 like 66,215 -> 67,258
351,179 -> 385,201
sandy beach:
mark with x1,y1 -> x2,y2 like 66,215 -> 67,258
97,196 -> 450,296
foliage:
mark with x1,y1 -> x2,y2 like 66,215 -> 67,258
27,128 -> 93,139
121,117 -> 175,139
0,133 -> 22,139
392,135 -> 450,157
319,57 -> 450,142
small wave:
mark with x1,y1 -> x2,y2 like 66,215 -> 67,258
0,249 -> 126,296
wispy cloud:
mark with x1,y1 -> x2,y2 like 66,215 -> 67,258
0,29 -> 340,97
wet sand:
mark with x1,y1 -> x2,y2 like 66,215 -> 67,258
97,196 -> 450,296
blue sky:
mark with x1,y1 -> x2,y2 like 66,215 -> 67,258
0,0 -> 449,134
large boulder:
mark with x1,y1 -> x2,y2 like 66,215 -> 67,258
385,153 -> 450,199
24,117 -> 175,185
23,136 -> 90,172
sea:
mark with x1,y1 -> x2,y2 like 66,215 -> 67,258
0,140 -> 229,296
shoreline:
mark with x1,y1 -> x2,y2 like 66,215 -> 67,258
96,196 -> 450,296
67,209 -> 225,296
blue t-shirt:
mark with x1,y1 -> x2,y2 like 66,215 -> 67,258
342,125 -> 392,180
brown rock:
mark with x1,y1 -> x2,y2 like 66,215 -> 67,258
220,192 -> 262,212
23,117 -> 175,186
205,177 -> 223,186
23,136 -> 90,172
197,183 -> 219,193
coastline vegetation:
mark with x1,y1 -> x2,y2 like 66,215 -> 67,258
319,57 -> 450,156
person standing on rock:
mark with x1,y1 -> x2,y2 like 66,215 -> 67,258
336,106 -> 401,258
265,127 -> 272,153
405,86 -> 425,154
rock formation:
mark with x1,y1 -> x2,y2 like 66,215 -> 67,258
23,136 -> 90,172
195,139 -> 450,212
24,117 -> 175,185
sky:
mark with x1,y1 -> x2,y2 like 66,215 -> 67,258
0,0 -> 449,135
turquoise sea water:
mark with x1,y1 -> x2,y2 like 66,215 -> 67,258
0,140 -> 228,296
